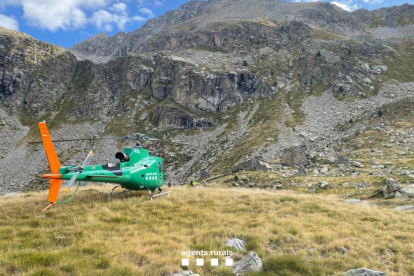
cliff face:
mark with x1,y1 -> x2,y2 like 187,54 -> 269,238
0,28 -> 77,114
1,1 -> 414,192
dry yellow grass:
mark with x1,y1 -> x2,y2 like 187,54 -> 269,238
0,186 -> 413,276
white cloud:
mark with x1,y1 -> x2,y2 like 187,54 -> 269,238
331,1 -> 359,11
154,0 -> 164,7
0,0 -> 21,9
19,0 -> 111,31
91,9 -> 131,31
0,0 -> 145,32
362,0 -> 384,3
292,0 -> 320,2
291,0 -> 360,11
112,2 -> 127,13
0,14 -> 19,30
132,15 -> 146,21
331,1 -> 352,11
139,7 -> 154,18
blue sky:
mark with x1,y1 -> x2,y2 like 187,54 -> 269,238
0,0 -> 413,48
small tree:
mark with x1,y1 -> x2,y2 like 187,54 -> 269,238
243,61 -> 248,67
347,48 -> 352,55
349,118 -> 354,124
273,81 -> 278,86
338,86 -> 344,93
377,109 -> 383,117
316,51 -> 322,57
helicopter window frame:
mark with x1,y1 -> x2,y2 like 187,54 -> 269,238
158,162 -> 162,173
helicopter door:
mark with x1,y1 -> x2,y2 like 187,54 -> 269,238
158,162 -> 167,181
158,162 -> 162,181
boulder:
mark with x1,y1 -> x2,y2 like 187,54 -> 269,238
393,205 -> 414,211
383,179 -> 401,199
344,268 -> 387,276
200,171 -> 210,180
318,181 -> 329,189
233,251 -> 263,276
225,238 -> 245,251
272,184 -> 283,190
361,63 -> 370,70
281,145 -> 308,167
297,165 -> 307,176
232,159 -> 271,173
385,179 -> 401,191
320,166 -> 329,175
232,182 -> 240,187
337,155 -> 350,165
399,185 -> 414,197
354,182 -> 368,189
327,156 -> 336,164
350,161 -> 364,168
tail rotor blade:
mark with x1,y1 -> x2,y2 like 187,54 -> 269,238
66,150 -> 94,193
81,150 -> 94,169
66,171 -> 80,193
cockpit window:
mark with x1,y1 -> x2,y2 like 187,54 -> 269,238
158,162 -> 163,173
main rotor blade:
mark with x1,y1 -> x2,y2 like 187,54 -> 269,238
81,150 -> 94,169
65,171 -> 80,193
29,136 -> 133,144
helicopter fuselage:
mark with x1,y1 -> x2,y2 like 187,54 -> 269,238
50,148 -> 166,191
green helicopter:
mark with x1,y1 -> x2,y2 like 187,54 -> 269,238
35,122 -> 187,211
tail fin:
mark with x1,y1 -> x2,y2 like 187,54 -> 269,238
38,122 -> 62,205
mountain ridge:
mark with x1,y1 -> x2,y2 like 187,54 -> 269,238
68,1 -> 414,63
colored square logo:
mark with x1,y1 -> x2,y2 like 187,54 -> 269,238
225,258 -> 233,266
196,258 -> 204,266
211,258 -> 218,266
182,258 -> 189,266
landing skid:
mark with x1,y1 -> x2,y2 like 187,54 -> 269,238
108,186 -> 171,200
108,185 -> 125,199
149,188 -> 171,201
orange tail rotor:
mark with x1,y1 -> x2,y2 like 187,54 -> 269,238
38,122 -> 62,208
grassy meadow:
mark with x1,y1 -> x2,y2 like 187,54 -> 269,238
0,186 -> 414,276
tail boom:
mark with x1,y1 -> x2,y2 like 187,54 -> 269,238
42,174 -> 63,180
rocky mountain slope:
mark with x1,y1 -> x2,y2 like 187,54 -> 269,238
1,0 -> 414,193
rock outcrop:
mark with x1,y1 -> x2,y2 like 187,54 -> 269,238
225,238 -> 245,251
344,268 -> 388,276
281,145 -> 309,167
233,251 -> 263,276
232,159 -> 272,173
382,179 -> 402,199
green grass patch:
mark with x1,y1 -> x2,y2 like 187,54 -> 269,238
260,254 -> 324,276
